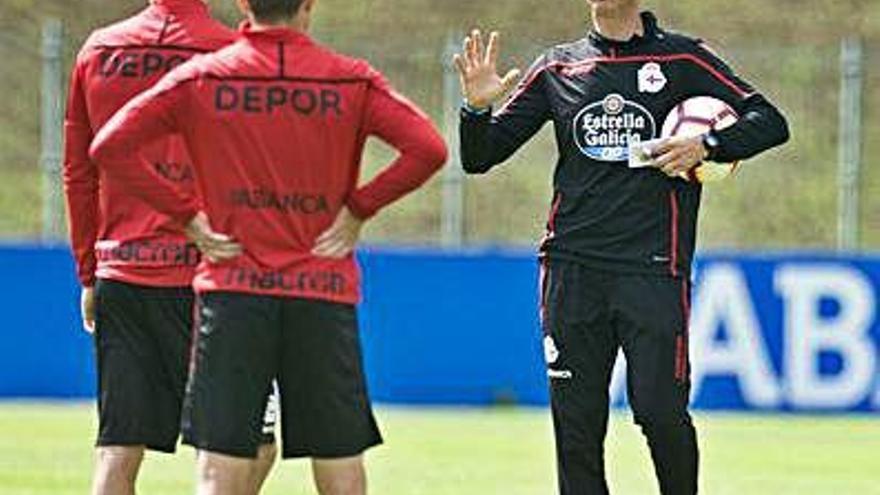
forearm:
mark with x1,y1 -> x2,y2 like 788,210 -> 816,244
89,81 -> 198,226
62,174 -> 99,287
355,71 -> 449,219
63,65 -> 100,286
459,108 -> 496,174
714,96 -> 790,163
460,107 -> 544,174
90,133 -> 197,226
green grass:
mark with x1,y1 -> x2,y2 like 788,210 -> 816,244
0,403 -> 877,494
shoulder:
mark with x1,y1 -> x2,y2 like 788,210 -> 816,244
309,44 -> 383,84
511,38 -> 597,83
177,40 -> 243,80
657,28 -> 703,49
546,37 -> 596,63
76,12 -> 146,61
189,18 -> 239,51
655,28 -> 727,62
154,52 -> 214,91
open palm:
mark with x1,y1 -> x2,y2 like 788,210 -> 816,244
453,30 -> 521,110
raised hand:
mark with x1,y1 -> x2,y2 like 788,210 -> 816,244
453,30 -> 521,110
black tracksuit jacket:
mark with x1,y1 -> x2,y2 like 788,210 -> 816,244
460,12 -> 790,277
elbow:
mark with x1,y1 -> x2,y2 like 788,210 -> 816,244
761,99 -> 791,148
776,112 -> 791,146
88,128 -> 129,165
462,163 -> 489,175
413,130 -> 449,174
88,138 -> 112,165
461,153 -> 493,175
427,132 -> 449,171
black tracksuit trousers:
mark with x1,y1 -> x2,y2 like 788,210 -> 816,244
540,259 -> 699,495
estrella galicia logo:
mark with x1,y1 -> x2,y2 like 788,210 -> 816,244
572,93 -> 657,162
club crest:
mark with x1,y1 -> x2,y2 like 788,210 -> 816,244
638,62 -> 667,93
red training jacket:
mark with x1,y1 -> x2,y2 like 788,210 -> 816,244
90,23 -> 448,304
63,0 -> 236,288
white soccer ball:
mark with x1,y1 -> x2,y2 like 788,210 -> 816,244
661,96 -> 740,183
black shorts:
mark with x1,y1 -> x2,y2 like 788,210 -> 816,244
93,279 -> 276,453
181,292 -> 382,459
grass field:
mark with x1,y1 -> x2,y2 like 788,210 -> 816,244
0,404 -> 877,494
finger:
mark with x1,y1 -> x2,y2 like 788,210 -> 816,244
500,68 -> 522,92
311,243 -> 330,256
323,240 -> 353,259
312,234 -> 340,256
460,37 -> 470,69
659,156 -> 680,175
83,319 -> 95,334
464,35 -> 476,67
661,156 -> 690,176
653,150 -> 682,169
650,141 -> 676,158
201,238 -> 242,257
472,30 -> 484,63
204,247 -> 241,263
214,239 -> 243,254
314,226 -> 340,246
193,231 -> 227,250
312,240 -> 341,257
204,230 -> 236,243
654,137 -> 685,157
486,31 -> 500,65
453,54 -> 468,75
201,233 -> 240,250
200,240 -> 240,256
663,148 -> 701,172
214,244 -> 243,258
335,242 -> 356,258
319,235 -> 353,258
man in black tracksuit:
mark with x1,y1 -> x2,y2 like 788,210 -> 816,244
453,1 -> 789,493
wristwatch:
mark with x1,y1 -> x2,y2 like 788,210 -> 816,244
702,132 -> 721,162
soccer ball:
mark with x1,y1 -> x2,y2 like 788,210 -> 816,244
661,96 -> 740,183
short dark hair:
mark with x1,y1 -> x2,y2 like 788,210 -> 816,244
248,0 -> 306,22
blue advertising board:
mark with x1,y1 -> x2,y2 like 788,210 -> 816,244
1,245 -> 878,412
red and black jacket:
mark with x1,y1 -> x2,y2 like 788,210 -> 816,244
64,0 -> 236,288
460,12 -> 790,277
90,23 -> 447,304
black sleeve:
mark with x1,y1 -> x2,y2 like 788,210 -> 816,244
459,55 -> 552,174
688,42 -> 790,163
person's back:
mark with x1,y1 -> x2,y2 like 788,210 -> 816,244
89,2 -> 446,493
62,3 -> 272,495
93,21 -> 447,304
65,0 -> 235,288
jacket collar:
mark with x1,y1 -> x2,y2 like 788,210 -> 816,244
149,0 -> 209,16
238,21 -> 314,45
588,11 -> 662,51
